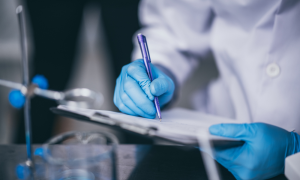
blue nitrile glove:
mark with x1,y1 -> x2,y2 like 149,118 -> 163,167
208,123 -> 300,180
114,59 -> 175,118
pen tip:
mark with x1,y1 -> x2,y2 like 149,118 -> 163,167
159,118 -> 161,122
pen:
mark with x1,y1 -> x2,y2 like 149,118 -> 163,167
137,33 -> 162,121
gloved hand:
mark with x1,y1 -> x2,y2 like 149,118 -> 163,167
209,123 -> 300,180
114,59 -> 175,118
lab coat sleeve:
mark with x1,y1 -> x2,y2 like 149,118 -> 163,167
132,0 -> 214,85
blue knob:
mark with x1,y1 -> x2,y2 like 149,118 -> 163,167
9,90 -> 25,108
32,75 -> 48,89
34,147 -> 44,157
16,164 -> 30,179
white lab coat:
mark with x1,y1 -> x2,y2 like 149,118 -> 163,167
132,0 -> 300,134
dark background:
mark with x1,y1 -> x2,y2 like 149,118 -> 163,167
16,0 -> 142,144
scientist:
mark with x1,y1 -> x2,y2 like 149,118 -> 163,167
114,0 -> 300,179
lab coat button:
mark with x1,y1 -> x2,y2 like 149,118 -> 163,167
266,63 -> 280,77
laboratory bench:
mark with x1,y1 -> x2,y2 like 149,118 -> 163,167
0,145 -> 287,180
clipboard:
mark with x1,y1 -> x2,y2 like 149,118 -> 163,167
51,106 -> 244,148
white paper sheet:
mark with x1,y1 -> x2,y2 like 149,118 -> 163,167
57,105 -> 240,144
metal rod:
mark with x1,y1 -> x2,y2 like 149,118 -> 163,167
0,79 -> 26,92
16,6 -> 29,85
197,131 -> 221,180
34,88 -> 64,101
16,5 -> 33,163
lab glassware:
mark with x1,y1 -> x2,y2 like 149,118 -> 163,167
32,131 -> 119,180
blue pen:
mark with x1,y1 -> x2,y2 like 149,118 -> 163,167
137,33 -> 162,121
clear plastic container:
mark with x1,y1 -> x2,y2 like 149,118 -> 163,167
33,131 -> 119,180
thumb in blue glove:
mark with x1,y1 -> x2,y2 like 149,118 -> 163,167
114,59 -> 175,118
208,123 -> 300,180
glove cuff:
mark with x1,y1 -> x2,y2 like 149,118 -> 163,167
286,132 -> 300,157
